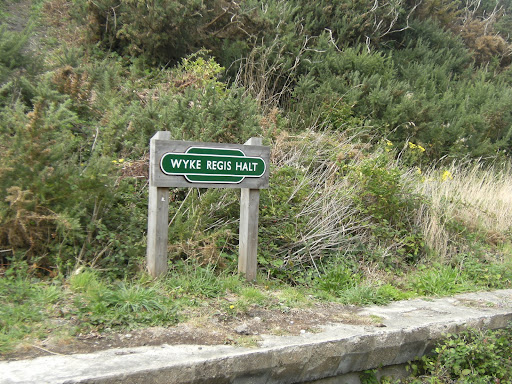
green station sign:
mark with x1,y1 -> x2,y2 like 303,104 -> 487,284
160,147 -> 266,184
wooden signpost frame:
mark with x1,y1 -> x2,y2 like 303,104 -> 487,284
147,132 -> 270,281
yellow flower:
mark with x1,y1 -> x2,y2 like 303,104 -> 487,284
111,160 -> 118,164
408,142 -> 425,153
118,158 -> 125,163
416,167 -> 422,175
229,305 -> 235,309
386,140 -> 393,146
441,170 -> 453,181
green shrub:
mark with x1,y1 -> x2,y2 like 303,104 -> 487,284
0,26 -> 31,84
458,255 -> 512,290
286,15 -> 512,162
166,84 -> 261,143
0,50 -> 263,275
287,0 -> 414,48
411,327 -> 512,383
257,165 -> 312,281
0,86 -> 147,275
348,154 -> 425,265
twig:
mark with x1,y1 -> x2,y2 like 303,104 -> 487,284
31,344 -> 65,356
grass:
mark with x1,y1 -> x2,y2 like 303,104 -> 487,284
414,162 -> 512,261
2,248 -> 512,356
408,264 -> 473,296
0,276 -> 62,353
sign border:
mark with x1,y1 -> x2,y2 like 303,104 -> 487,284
159,148 -> 267,182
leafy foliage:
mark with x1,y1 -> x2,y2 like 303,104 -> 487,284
0,41 -> 261,276
409,327 -> 512,383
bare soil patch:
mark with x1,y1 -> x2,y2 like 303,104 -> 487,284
4,0 -> 49,56
3,302 -> 380,361
5,0 -> 32,33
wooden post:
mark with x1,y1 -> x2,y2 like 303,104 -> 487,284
239,137 -> 262,281
147,131 -> 171,277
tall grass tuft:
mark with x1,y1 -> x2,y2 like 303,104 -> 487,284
414,162 -> 512,261
268,130 -> 370,272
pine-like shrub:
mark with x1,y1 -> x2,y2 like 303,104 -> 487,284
0,49 -> 263,275
0,27 -> 30,84
82,0 -> 263,66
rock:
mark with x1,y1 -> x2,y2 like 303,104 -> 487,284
234,324 -> 250,335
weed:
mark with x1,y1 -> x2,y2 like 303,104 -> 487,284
408,264 -> 473,296
165,262 -> 230,299
69,269 -> 102,293
317,263 -> 361,295
360,370 -> 380,384
458,254 -> 512,290
72,279 -> 178,331
239,287 -> 268,306
275,287 -> 310,308
336,284 -> 395,306
231,335 -> 260,348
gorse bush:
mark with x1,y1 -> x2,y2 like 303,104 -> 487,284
71,0 -> 512,161
72,0 -> 512,161
0,26 -> 29,84
0,42 -> 262,276
347,154 -> 425,265
82,0 -> 263,66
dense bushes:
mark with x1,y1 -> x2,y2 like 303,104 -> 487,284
0,27 -> 30,85
73,0 -> 512,160
1,0 -> 512,284
82,0 -> 263,66
0,33 -> 263,276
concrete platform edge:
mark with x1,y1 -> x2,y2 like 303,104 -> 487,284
2,289 -> 512,384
